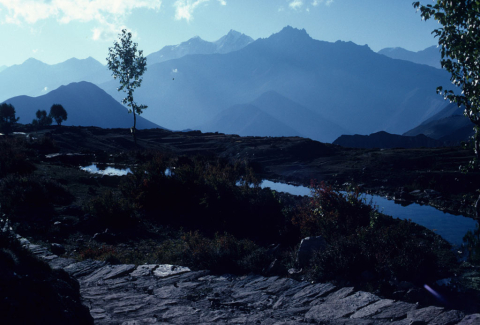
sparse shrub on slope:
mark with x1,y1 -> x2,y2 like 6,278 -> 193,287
121,154 -> 284,242
84,190 -> 137,230
0,137 -> 36,177
293,182 -> 455,285
154,231 -> 271,274
0,175 -> 73,220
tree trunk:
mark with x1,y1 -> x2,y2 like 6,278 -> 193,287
133,110 -> 137,147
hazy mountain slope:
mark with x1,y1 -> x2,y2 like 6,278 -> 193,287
100,26 -> 451,135
200,104 -> 301,137
419,103 -> 464,125
3,82 -> 161,129
0,65 -> 7,73
0,57 -> 111,102
378,46 -> 441,69
146,30 -> 253,65
403,102 -> 473,141
250,91 -> 347,142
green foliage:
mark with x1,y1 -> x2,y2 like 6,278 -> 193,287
32,109 -> 52,128
293,182 -> 455,284
84,190 -> 137,230
292,182 -> 372,240
49,104 -> 67,126
463,222 -> 480,265
121,154 -> 284,241
414,1 -> 480,165
0,103 -> 19,135
154,231 -> 271,274
0,137 -> 36,177
107,29 -> 147,143
0,175 -> 73,220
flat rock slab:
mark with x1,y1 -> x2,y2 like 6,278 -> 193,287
23,238 -> 475,324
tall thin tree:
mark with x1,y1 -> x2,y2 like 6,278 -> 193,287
107,29 -> 147,146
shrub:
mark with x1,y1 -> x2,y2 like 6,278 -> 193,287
121,154 -> 284,242
0,137 -> 36,177
0,103 -> 19,135
154,231 -> 272,274
0,175 -> 73,220
293,182 -> 456,284
84,190 -> 137,230
292,181 -> 373,240
32,110 -> 52,128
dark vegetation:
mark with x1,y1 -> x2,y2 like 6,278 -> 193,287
1,127 -> 480,313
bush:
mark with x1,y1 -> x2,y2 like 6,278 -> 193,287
0,175 -> 73,220
154,231 -> 272,274
121,154 -> 285,242
0,137 -> 36,177
293,182 -> 456,284
292,181 -> 373,240
84,190 -> 137,230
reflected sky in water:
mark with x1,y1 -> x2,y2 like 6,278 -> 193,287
80,164 -> 132,176
260,180 -> 478,247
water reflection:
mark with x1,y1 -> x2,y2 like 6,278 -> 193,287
260,180 -> 478,247
80,164 -> 132,176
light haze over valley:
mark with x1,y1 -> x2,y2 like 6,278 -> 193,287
0,1 -> 468,143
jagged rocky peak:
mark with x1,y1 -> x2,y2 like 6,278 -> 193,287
215,29 -> 254,53
276,25 -> 311,39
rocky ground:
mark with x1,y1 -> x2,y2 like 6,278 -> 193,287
23,236 -> 480,325
6,125 -> 480,323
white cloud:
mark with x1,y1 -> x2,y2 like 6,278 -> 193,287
289,0 -> 303,10
172,68 -> 178,73
312,0 -> 334,6
218,0 -> 226,5
0,0 -> 162,39
173,0 -> 210,22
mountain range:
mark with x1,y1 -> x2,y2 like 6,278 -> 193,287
2,27 -> 456,143
146,30 -> 254,65
378,46 -> 441,69
0,65 -> 7,73
0,57 -> 111,102
4,82 -> 160,129
198,91 -> 347,143
100,26 -> 452,136
403,103 -> 474,142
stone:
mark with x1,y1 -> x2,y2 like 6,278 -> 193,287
430,310 -> 465,325
350,299 -> 395,319
406,306 -> 444,323
297,236 -> 327,267
50,243 -> 66,255
153,264 -> 191,278
457,314 -> 480,324
305,291 -> 379,321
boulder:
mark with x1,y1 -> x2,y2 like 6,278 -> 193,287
297,236 -> 327,268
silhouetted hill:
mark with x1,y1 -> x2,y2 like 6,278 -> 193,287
146,30 -> 253,65
200,104 -> 301,137
101,26 -> 452,136
199,91 -> 346,142
3,82 -> 161,129
333,131 -> 444,149
0,57 -> 111,102
378,46 -> 441,69
403,103 -> 474,142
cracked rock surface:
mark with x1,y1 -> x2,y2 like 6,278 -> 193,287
25,238 -> 478,324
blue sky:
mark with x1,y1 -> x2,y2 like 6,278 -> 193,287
0,0 -> 439,67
